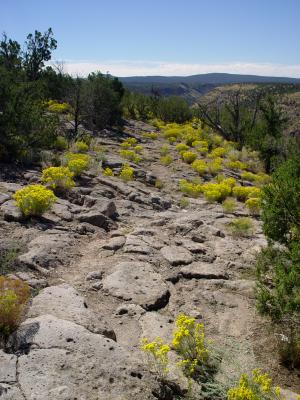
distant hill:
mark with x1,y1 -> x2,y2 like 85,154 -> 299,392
120,73 -> 300,103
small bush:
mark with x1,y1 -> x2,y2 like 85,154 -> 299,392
197,146 -> 209,155
119,164 -> 134,181
46,100 -> 71,114
141,337 -> 170,381
179,197 -> 190,208
207,158 -> 223,175
181,151 -> 197,164
41,166 -> 75,191
222,198 -> 237,213
191,159 -> 207,175
233,186 -> 261,202
208,147 -> 227,158
227,160 -> 248,171
103,167 -> 114,177
176,143 -> 190,153
14,184 -> 57,216
246,197 -> 261,215
202,182 -> 232,203
227,217 -> 254,237
54,136 -> 68,151
74,141 -> 89,153
119,149 -> 141,164
155,179 -> 164,189
66,153 -> 91,176
0,245 -> 21,275
160,155 -> 173,166
143,132 -> 158,140
228,369 -> 282,400
179,179 -> 202,198
0,277 -> 30,336
134,145 -> 143,153
160,144 -> 170,156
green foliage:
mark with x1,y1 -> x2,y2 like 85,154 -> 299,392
176,143 -> 190,153
207,158 -> 223,175
157,96 -> 192,123
143,132 -> 159,140
191,159 -> 207,175
155,179 -> 164,189
227,369 -> 283,400
179,197 -> 190,208
261,158 -> 300,245
227,160 -> 248,171
46,100 -> 71,114
160,155 -> 173,166
0,245 -> 21,275
208,147 -> 227,158
0,276 -> 30,337
41,166 -> 75,191
119,163 -> 134,181
103,167 -> 114,177
245,197 -> 261,215
179,179 -> 202,198
202,182 -> 232,202
160,144 -> 170,156
119,149 -> 141,164
227,217 -> 254,237
54,135 -> 68,150
14,184 -> 56,216
233,186 -> 262,202
222,198 -> 237,213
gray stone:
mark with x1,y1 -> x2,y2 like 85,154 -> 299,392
0,200 -> 24,222
160,245 -> 193,266
0,351 -> 17,383
102,262 -> 170,311
86,271 -> 103,281
17,232 -> 75,271
13,315 -> 158,400
180,262 -> 229,280
27,284 -> 114,339
77,210 -> 109,228
0,192 -> 10,205
51,203 -> 73,221
0,384 -> 24,400
102,236 -> 125,250
180,239 -> 207,254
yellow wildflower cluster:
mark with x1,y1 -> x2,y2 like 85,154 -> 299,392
141,337 -> 170,379
176,143 -> 190,153
46,100 -> 71,114
179,179 -> 202,198
119,163 -> 134,181
120,137 -> 138,149
41,166 -> 75,191
232,186 -> 262,202
228,369 -> 283,400
65,153 -> 91,176
119,149 -> 141,164
74,141 -> 89,153
208,147 -> 227,158
181,151 -> 197,164
172,315 -> 210,377
160,155 -> 173,166
14,184 -> 57,216
103,167 -> 114,177
191,159 -> 207,175
227,160 -> 248,171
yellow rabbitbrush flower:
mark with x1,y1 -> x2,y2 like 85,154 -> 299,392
65,153 -> 91,176
14,184 -> 57,216
119,163 -> 134,182
141,337 -> 170,380
41,166 -> 75,191
228,369 -> 284,400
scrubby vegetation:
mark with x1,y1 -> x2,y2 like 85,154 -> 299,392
14,184 -> 57,216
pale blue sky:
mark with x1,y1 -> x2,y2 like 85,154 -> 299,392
2,0 -> 300,76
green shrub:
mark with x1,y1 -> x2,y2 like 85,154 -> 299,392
179,197 -> 190,208
227,217 -> 254,237
202,182 -> 232,203
208,147 -> 227,158
0,245 -> 21,275
46,100 -> 71,114
176,143 -> 190,153
160,144 -> 170,156
233,186 -> 261,202
191,159 -> 207,175
227,160 -> 248,170
14,184 -> 57,216
134,145 -> 143,153
179,179 -> 202,198
181,151 -> 197,164
160,155 -> 173,166
54,135 -> 68,151
119,163 -> 134,181
207,158 -> 223,175
155,179 -> 164,189
74,141 -> 89,153
0,276 -> 30,336
119,149 -> 141,164
41,166 -> 75,191
222,198 -> 237,213
143,132 -> 158,140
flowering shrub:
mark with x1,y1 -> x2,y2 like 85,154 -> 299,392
119,149 -> 141,164
160,144 -> 170,156
103,167 -> 114,177
119,164 -> 134,181
245,197 -> 261,215
160,155 -> 173,166
232,186 -> 262,202
202,182 -> 232,202
46,100 -> 71,114
14,184 -> 57,216
66,153 -> 91,176
41,166 -> 75,191
143,132 -> 159,140
197,146 -> 209,155
179,179 -> 203,198
0,277 -> 30,336
74,141 -> 89,153
208,147 -> 227,158
191,159 -> 207,175
207,158 -> 223,175
227,160 -> 248,170
172,315 -> 217,380
141,337 -> 170,380
176,143 -> 190,153
227,369 -> 283,400
134,145 -> 143,153
181,151 -> 197,164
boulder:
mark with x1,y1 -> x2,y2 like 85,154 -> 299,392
102,262 -> 170,311
160,245 -> 193,266
102,236 -> 125,251
0,351 -> 17,383
77,210 -> 109,229
0,200 -> 24,222
180,262 -> 229,280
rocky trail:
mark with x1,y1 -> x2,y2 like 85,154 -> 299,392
0,120 -> 299,399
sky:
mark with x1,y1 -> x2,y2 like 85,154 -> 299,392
1,0 -> 300,77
